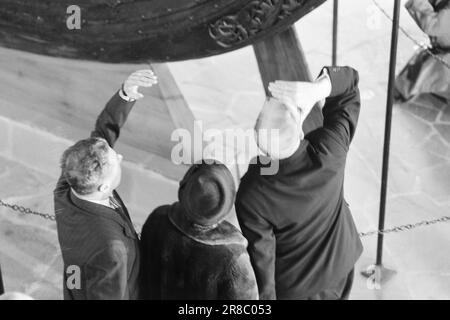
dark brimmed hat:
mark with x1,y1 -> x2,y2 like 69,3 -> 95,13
178,161 -> 236,227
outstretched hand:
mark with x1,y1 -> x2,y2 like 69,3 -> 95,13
269,81 -> 318,122
268,71 -> 332,123
123,69 -> 158,100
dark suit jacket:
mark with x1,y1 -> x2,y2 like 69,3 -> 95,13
54,92 -> 141,300
236,67 -> 364,300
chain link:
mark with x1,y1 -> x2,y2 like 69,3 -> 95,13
0,199 -> 55,221
371,0 -> 450,70
1,199 -> 449,238
358,215 -> 450,237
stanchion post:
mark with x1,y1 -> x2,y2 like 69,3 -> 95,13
361,0 -> 401,287
377,0 -> 401,267
332,0 -> 338,66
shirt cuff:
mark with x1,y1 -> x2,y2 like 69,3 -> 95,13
118,89 -> 135,102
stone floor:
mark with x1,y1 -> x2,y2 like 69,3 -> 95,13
1,0 -> 450,300
0,156 -> 62,299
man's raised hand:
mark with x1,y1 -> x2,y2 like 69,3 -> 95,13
268,81 -> 318,123
268,71 -> 332,122
123,69 -> 158,100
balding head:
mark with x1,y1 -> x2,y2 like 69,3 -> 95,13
254,98 -> 303,160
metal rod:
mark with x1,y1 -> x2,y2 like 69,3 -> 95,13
332,0 -> 339,66
376,0 -> 401,266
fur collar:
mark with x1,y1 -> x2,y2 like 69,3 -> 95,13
168,203 -> 247,247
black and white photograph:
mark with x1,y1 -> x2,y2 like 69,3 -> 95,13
0,0 -> 449,305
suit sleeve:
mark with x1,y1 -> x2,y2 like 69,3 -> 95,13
90,91 -> 136,148
85,241 -> 129,300
405,0 -> 449,38
220,252 -> 259,300
236,199 -> 276,300
311,66 -> 361,155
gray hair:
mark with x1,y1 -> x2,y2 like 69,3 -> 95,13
60,137 -> 110,195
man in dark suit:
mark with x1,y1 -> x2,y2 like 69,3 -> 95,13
54,69 -> 157,300
236,66 -> 363,300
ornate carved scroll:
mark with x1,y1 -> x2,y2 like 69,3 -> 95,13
209,0 -> 310,48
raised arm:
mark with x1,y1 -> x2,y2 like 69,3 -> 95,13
54,70 -> 157,191
269,66 -> 360,154
91,69 -> 158,148
405,0 -> 450,38
319,66 -> 361,151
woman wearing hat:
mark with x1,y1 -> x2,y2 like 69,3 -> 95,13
140,162 -> 258,300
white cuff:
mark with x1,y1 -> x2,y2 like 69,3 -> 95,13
119,89 -> 135,102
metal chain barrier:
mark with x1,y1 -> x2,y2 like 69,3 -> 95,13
1,199 -> 449,237
0,199 -> 141,237
372,0 -> 450,70
358,215 -> 450,237
0,199 -> 55,221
